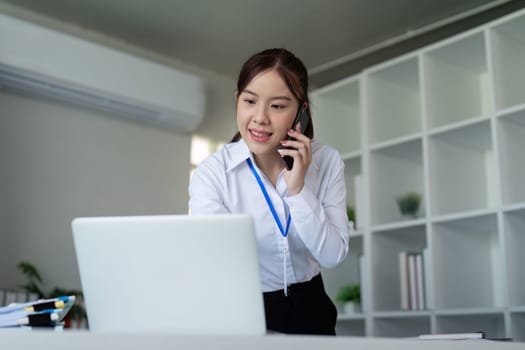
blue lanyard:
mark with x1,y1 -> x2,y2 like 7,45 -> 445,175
246,158 -> 291,238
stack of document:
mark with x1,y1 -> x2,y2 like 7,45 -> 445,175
417,332 -> 486,340
0,295 -> 76,329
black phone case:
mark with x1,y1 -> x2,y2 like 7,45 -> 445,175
281,108 -> 310,170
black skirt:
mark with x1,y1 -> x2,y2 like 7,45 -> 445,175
263,274 -> 337,335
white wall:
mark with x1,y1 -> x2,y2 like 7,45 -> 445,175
0,115 -> 7,282
195,74 -> 238,143
0,91 -> 192,292
0,5 -> 237,295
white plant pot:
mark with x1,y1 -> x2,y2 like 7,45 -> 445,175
342,301 -> 361,315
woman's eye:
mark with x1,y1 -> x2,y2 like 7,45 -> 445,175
243,99 -> 255,105
271,104 -> 286,110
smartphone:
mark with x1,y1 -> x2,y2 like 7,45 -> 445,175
280,107 -> 310,170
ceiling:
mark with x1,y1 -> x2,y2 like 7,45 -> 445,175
1,0 -> 523,86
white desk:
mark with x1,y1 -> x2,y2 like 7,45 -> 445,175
1,331 -> 523,350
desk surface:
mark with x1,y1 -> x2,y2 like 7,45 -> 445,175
1,331 -> 523,350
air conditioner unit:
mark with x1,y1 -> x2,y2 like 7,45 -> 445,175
0,14 -> 206,132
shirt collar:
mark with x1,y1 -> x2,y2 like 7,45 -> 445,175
226,138 -> 322,174
226,138 -> 253,172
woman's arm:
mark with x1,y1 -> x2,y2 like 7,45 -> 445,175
188,159 -> 229,215
285,149 -> 349,268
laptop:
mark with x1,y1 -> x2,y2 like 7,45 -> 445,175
71,214 -> 266,335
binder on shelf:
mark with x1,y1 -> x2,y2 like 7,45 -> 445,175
398,251 -> 409,310
408,254 -> 418,310
399,251 -> 426,310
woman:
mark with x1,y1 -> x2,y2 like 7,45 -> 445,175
189,48 -> 349,335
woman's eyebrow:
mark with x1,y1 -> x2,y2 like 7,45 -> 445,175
242,89 -> 292,101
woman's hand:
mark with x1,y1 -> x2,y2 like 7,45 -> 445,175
278,123 -> 312,195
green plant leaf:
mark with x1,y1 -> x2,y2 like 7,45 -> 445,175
335,284 -> 361,304
17,261 -> 43,283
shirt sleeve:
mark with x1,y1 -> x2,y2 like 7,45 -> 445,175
188,158 -> 229,215
284,150 -> 349,268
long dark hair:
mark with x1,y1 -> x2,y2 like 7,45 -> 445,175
231,48 -> 314,142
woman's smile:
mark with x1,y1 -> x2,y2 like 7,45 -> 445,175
249,128 -> 273,142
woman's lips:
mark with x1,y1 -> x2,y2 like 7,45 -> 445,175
249,128 -> 272,142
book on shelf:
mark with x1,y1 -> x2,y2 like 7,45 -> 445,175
399,251 -> 409,310
399,251 -> 426,310
408,254 -> 418,310
0,295 -> 76,329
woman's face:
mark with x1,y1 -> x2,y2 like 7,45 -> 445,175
236,69 -> 299,161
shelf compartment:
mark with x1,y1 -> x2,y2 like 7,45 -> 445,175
511,312 -> 525,342
366,57 -> 421,145
489,11 -> 525,111
371,224 -> 426,312
311,78 -> 360,155
497,109 -> 525,205
335,319 -> 366,336
370,138 -> 424,225
435,313 -> 506,340
344,157 -> 365,229
322,235 -> 364,309
503,208 -> 525,307
431,214 -> 503,309
372,315 -> 430,338
428,120 -> 496,216
423,32 -> 489,129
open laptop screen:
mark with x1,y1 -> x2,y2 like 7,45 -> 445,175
72,214 -> 265,335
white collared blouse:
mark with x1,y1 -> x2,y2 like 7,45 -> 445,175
188,139 -> 349,292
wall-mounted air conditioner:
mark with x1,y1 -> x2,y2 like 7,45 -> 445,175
0,14 -> 206,132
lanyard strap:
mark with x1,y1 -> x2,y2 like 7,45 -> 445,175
246,158 -> 291,238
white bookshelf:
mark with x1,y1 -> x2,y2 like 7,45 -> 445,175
373,315 -> 430,338
370,139 -> 425,225
428,120 -> 496,216
371,224 -> 426,312
497,108 -> 525,205
311,77 -> 361,156
422,31 -> 490,129
435,312 -> 506,339
314,8 -> 525,340
431,213 -> 503,309
503,207 -> 525,308
366,56 -> 421,145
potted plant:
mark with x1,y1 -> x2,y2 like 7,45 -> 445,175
335,283 -> 361,314
396,192 -> 422,218
17,261 -> 87,327
346,205 -> 355,229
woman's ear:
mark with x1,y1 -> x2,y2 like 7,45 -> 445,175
234,90 -> 239,100
301,101 -> 308,112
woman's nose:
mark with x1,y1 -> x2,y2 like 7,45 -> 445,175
253,105 -> 269,124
